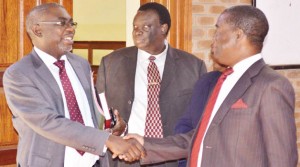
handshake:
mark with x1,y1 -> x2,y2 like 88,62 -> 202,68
104,109 -> 145,162
106,133 -> 145,162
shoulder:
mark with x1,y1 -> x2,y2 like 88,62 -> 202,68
253,65 -> 290,85
168,46 -> 202,61
5,52 -> 35,75
167,46 -> 205,70
104,46 -> 138,59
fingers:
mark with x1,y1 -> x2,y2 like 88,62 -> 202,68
106,135 -> 145,162
127,138 -> 146,157
111,109 -> 126,136
124,133 -> 144,145
113,109 -> 119,117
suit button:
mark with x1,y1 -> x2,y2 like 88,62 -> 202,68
205,146 -> 212,149
128,100 -> 132,104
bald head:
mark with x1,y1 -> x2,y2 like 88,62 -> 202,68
221,5 -> 269,51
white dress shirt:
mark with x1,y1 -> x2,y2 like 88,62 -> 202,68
34,47 -> 99,167
197,53 -> 263,167
127,43 -> 168,136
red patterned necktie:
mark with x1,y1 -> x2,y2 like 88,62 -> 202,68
144,56 -> 163,138
190,67 -> 233,167
54,60 -> 85,156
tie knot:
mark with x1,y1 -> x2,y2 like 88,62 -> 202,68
223,67 -> 233,76
149,56 -> 156,62
54,60 -> 65,70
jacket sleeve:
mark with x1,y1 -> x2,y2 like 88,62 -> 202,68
141,130 -> 194,165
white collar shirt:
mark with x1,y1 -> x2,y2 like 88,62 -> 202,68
197,53 -> 262,167
34,47 -> 99,167
128,42 -> 168,136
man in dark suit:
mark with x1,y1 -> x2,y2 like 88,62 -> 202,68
3,3 -> 144,167
96,2 -> 206,167
125,5 -> 298,167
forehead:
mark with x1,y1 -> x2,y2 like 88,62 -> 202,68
40,7 -> 71,20
133,10 -> 160,24
216,14 -> 228,27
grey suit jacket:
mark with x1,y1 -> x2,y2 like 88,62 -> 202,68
3,50 -> 110,167
141,59 -> 298,167
96,45 -> 207,166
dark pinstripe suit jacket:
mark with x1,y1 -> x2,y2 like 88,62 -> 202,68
141,59 -> 298,167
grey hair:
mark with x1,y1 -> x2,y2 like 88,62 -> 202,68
26,3 -> 64,38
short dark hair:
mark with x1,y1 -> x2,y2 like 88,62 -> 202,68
222,5 -> 269,51
138,2 -> 171,35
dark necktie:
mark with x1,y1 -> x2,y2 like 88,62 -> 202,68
54,60 -> 85,156
144,56 -> 163,138
190,67 -> 233,167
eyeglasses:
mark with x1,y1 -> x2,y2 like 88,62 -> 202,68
38,20 -> 77,29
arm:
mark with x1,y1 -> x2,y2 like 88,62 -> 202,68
96,56 -> 106,93
3,66 -> 111,155
260,77 -> 297,166
125,130 -> 194,165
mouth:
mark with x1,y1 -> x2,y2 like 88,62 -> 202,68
63,36 -> 74,45
133,36 -> 144,44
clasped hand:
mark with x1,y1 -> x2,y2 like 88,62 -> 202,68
106,110 -> 146,162
106,134 -> 146,162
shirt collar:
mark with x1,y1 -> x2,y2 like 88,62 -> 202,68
34,46 -> 67,68
232,53 -> 262,74
137,40 -> 168,63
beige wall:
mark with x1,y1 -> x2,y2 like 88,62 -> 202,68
72,0 -> 126,64
73,0 -> 126,41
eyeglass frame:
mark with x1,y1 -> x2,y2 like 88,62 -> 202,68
37,20 -> 78,29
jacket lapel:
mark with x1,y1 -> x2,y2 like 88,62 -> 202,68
31,50 -> 65,115
67,53 -> 90,94
123,48 -> 138,120
206,59 -> 267,134
160,46 -> 177,95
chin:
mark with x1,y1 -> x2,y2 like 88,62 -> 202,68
60,46 -> 72,53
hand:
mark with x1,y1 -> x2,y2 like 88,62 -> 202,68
106,135 -> 146,162
124,133 -> 144,145
111,109 -> 126,136
119,138 -> 147,161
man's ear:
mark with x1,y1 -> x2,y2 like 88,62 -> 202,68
161,24 -> 168,35
32,24 -> 43,37
235,28 -> 244,41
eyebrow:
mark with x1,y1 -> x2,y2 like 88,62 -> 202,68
57,17 -> 73,21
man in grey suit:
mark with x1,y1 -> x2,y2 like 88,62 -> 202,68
125,5 -> 298,167
3,3 -> 144,167
96,2 -> 206,167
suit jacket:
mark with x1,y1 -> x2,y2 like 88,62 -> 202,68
141,59 -> 298,167
96,45 -> 207,166
174,71 -> 221,134
3,50 -> 110,167
174,71 -> 221,167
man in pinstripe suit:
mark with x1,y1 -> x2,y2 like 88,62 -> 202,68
125,5 -> 298,167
